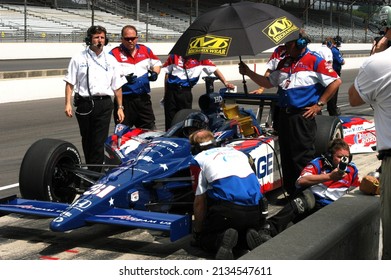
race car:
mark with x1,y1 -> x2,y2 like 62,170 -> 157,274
0,85 -> 372,243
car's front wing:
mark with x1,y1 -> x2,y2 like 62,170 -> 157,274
0,195 -> 191,242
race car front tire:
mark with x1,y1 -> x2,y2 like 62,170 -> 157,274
19,138 -> 81,203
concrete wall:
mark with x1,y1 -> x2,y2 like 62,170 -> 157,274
0,42 -> 374,59
0,43 -> 372,104
240,189 -> 381,260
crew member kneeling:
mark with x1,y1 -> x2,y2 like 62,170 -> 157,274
189,129 -> 270,260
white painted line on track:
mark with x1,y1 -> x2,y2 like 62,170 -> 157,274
0,183 -> 19,191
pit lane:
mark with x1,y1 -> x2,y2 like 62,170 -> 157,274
0,69 -> 380,260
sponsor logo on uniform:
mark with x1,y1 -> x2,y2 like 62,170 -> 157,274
186,35 -> 232,57
262,16 -> 299,44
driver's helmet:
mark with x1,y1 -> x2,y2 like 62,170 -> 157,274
183,112 -> 209,137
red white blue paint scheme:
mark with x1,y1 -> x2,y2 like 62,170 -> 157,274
0,91 -> 376,242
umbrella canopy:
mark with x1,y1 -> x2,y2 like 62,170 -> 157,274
169,1 -> 304,60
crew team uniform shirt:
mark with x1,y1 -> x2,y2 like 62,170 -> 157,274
266,45 -> 287,70
268,49 -> 339,108
268,49 -> 340,195
317,44 -> 333,63
162,55 -> 218,130
331,45 -> 345,75
110,44 -> 162,128
191,146 -> 262,206
190,146 -> 263,252
297,157 -> 359,205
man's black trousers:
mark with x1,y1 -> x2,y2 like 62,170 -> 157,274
76,97 -> 113,172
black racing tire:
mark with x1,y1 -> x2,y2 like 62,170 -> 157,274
315,115 -> 344,156
170,109 -> 200,128
19,139 -> 82,203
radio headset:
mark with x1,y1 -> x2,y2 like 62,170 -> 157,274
84,25 -> 109,46
322,139 -> 352,170
296,33 -> 310,50
191,139 -> 218,155
76,26 -> 109,116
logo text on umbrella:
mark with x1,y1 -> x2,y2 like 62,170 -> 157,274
186,35 -> 232,57
263,16 -> 300,44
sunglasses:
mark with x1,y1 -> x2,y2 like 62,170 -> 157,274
122,36 -> 138,41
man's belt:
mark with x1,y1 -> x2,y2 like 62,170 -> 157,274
378,149 -> 391,160
123,93 -> 147,99
280,107 -> 307,114
208,198 -> 259,211
168,83 -> 192,90
91,95 -> 111,100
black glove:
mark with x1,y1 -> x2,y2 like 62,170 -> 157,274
148,70 -> 158,81
125,73 -> 137,84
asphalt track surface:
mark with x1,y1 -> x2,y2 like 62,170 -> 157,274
0,68 -> 380,260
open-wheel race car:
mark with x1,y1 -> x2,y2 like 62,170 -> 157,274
0,78 -> 375,242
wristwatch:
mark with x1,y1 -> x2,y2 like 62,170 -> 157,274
118,105 -> 124,110
317,101 -> 325,107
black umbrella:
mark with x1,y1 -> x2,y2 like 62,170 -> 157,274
169,1 -> 304,93
170,1 -> 303,60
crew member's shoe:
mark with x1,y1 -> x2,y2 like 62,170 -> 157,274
215,228 -> 238,260
292,189 -> 316,214
258,222 -> 273,241
246,228 -> 263,250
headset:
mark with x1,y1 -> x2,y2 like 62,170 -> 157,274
191,139 -> 219,155
323,138 -> 352,169
296,33 -> 310,50
84,25 -> 109,46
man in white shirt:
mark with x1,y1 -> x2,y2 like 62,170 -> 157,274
64,25 -> 126,173
348,8 -> 391,258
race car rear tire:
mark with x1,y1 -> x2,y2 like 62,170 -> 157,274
19,138 -> 81,203
315,115 -> 344,156
170,109 -> 200,128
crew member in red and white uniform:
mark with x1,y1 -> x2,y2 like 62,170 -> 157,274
297,138 -> 359,204
110,25 -> 162,130
162,54 -> 235,130
265,138 -> 359,236
239,31 -> 342,197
